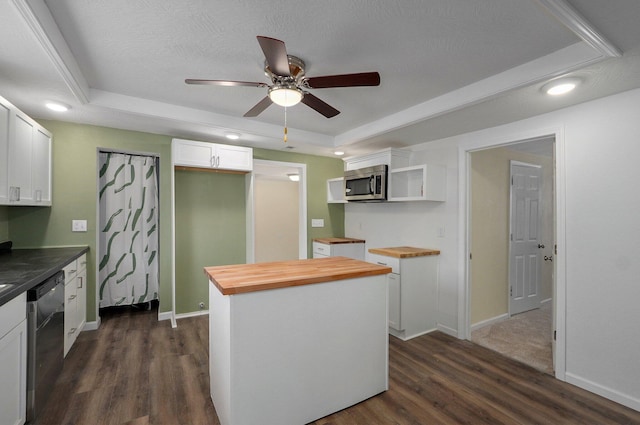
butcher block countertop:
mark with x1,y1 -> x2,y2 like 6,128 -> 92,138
368,246 -> 441,258
313,237 -> 365,244
205,256 -> 391,295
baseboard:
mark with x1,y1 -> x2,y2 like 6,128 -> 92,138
158,311 -> 173,322
541,298 -> 552,305
437,323 -> 458,338
565,372 -> 640,412
470,313 -> 509,332
84,316 -> 101,331
175,310 -> 209,320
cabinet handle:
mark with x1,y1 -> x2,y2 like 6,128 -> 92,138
376,261 -> 388,266
69,269 -> 77,274
211,155 -> 216,167
216,156 -> 221,167
77,276 -> 83,289
69,328 -> 76,335
69,294 -> 76,301
9,186 -> 20,202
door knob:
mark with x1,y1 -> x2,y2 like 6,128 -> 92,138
538,244 -> 545,249
544,255 -> 553,262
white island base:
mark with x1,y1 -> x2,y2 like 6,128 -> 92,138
208,274 -> 388,425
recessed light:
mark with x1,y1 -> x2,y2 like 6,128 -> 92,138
287,173 -> 300,182
542,77 -> 581,96
45,101 -> 70,112
334,150 -> 345,156
225,132 -> 240,140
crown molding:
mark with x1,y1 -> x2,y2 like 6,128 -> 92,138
12,0 -> 90,104
534,0 -> 622,58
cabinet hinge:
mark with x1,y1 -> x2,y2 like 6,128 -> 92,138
511,176 -> 514,185
469,252 -> 472,260
554,330 -> 557,341
510,286 -> 512,296
555,244 -> 557,255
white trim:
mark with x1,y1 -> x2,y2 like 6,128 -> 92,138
158,311 -> 174,322
436,324 -> 458,338
565,373 -> 640,412
541,297 -> 552,305
170,146 -> 178,329
12,0 -> 90,104
534,0 -> 622,58
84,316 -> 101,331
174,310 -> 209,320
470,313 -> 510,332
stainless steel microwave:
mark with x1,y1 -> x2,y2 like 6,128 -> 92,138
344,164 -> 387,201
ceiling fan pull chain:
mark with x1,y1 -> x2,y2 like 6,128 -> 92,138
284,106 -> 288,143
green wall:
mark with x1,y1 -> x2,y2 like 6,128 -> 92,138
8,120 -> 173,322
174,170 -> 246,313
5,120 -> 346,318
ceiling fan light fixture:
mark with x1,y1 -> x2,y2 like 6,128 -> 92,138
269,86 -> 303,107
542,77 -> 581,96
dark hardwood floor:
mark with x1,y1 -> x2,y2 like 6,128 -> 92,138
35,305 -> 640,425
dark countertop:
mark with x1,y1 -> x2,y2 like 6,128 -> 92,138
0,246 -> 89,307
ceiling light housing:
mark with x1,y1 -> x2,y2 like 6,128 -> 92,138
45,101 -> 70,112
542,77 -> 582,96
287,173 -> 300,182
224,132 -> 240,140
269,86 -> 303,107
334,150 -> 345,156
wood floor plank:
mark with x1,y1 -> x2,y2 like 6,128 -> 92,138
34,305 -> 640,425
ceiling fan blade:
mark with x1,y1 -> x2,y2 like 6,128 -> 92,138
305,72 -> 380,89
301,93 -> 340,118
185,79 -> 268,88
243,96 -> 273,117
257,36 -> 291,76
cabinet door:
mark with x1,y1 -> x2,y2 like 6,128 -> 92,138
64,280 -> 78,357
173,139 -> 216,168
0,319 -> 27,425
31,128 -> 52,205
215,144 -> 253,171
388,273 -> 402,331
76,268 -> 87,332
8,112 -> 34,204
0,101 -> 9,204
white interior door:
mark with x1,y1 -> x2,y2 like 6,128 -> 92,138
509,161 -> 542,315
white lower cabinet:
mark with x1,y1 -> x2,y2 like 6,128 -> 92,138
367,251 -> 439,340
0,293 -> 28,425
63,254 -> 87,357
312,240 -> 365,260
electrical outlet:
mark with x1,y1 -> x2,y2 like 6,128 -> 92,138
72,220 -> 87,232
311,219 -> 324,228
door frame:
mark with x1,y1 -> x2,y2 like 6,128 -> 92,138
458,128 -> 567,380
247,159 -> 308,262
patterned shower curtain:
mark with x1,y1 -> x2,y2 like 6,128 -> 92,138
98,152 -> 159,308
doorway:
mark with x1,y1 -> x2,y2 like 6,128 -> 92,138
468,138 -> 555,374
248,160 -> 307,262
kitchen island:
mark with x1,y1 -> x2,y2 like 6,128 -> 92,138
204,256 -> 392,425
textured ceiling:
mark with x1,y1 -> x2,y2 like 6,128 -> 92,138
1,0 -> 639,157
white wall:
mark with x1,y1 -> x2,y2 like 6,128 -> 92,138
345,88 -> 640,410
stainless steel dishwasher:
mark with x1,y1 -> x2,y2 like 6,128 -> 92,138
26,271 -> 65,422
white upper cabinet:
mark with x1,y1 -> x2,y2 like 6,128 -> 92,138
0,96 -> 52,206
172,138 -> 253,172
344,148 -> 411,171
388,164 -> 446,202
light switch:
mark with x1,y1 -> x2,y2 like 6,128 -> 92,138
72,220 -> 88,232
311,219 -> 325,228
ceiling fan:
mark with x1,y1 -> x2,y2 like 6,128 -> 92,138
185,36 -> 381,119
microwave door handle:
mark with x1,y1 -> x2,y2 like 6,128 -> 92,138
369,175 -> 375,194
